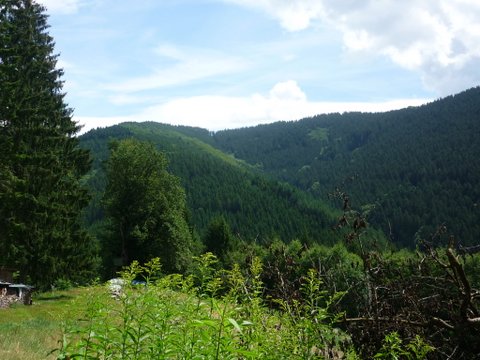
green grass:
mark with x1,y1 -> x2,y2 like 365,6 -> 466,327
0,288 -> 88,360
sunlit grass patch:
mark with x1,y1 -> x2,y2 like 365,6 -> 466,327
0,288 -> 90,360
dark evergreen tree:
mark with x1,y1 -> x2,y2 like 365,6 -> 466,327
103,139 -> 193,275
0,0 -> 98,289
204,216 -> 235,263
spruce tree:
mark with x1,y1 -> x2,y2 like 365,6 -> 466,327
0,0 -> 98,289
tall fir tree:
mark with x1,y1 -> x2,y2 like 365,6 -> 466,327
0,0 -> 98,289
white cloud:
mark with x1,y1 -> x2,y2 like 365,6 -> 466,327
332,0 -> 480,94
37,0 -> 83,14
55,59 -> 75,70
76,115 -> 132,134
224,0 -> 480,95
269,80 -> 306,101
77,80 -> 429,134
224,0 -> 324,31
104,44 -> 248,93
108,94 -> 154,106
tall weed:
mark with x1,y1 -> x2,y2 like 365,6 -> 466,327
54,255 -> 395,359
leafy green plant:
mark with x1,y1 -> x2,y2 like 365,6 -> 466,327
54,255 -> 358,359
53,279 -> 74,291
374,332 -> 434,360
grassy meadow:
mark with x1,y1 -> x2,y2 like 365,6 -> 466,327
0,288 -> 87,360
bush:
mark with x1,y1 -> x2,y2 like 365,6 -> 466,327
52,278 -> 73,291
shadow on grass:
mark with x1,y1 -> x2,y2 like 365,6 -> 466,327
35,294 -> 74,301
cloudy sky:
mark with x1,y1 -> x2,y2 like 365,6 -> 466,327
38,0 -> 480,133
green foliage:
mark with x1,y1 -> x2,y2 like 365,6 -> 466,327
55,255 -> 357,359
102,138 -> 193,275
259,238 -> 366,317
52,279 -> 74,291
273,268 -> 349,358
374,332 -> 433,360
0,0 -> 98,289
308,127 -> 329,142
464,253 -> 480,288
203,216 -> 238,265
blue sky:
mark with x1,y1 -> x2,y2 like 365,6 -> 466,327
38,0 -> 480,133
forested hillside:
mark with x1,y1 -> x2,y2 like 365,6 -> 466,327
79,122 -> 343,245
211,87 -> 480,247
80,87 -> 480,248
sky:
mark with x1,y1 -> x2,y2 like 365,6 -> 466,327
37,0 -> 480,133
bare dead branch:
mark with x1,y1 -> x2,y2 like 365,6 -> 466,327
343,317 -> 425,327
466,317 -> 480,325
431,317 -> 455,330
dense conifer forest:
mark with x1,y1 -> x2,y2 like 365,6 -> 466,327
207,89 -> 480,247
79,122 -> 345,248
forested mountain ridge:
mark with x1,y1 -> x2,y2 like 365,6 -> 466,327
210,87 -> 480,246
79,122 -> 344,245
80,87 -> 480,248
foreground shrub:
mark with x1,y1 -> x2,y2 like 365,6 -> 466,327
54,255 -> 356,359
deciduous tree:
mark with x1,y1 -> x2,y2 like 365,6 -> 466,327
103,139 -> 193,274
